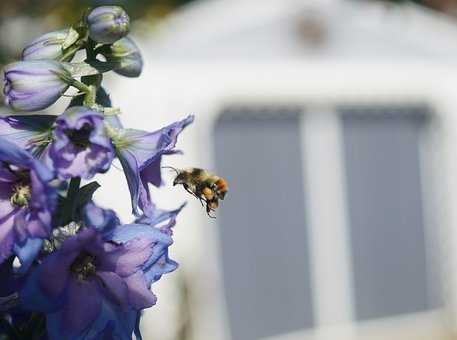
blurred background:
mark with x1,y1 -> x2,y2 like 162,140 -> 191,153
4,0 -> 457,339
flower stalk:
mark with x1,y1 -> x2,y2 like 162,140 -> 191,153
0,5 -> 196,340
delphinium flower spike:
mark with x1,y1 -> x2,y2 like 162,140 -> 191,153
0,5 -> 205,340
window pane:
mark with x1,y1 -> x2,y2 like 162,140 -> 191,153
214,107 -> 314,340
341,107 -> 430,321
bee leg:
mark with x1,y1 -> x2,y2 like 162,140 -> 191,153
195,195 -> 205,207
206,204 -> 217,219
183,186 -> 204,206
183,184 -> 196,198
206,210 -> 217,219
183,186 -> 194,196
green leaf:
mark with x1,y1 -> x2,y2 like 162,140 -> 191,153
53,194 -> 68,226
76,181 -> 101,208
55,179 -> 101,226
72,181 -> 101,218
96,87 -> 113,107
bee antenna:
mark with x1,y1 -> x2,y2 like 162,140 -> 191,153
161,166 -> 179,175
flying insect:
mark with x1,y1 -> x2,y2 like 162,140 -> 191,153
164,167 -> 228,218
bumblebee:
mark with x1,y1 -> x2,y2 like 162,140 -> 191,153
164,167 -> 228,218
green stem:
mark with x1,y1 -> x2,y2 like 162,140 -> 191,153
60,177 -> 81,225
67,177 -> 81,202
70,79 -> 91,94
86,39 -> 97,61
83,85 -> 97,106
82,39 -> 104,107
59,44 -> 82,62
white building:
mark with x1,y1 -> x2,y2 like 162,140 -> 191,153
99,0 -> 457,339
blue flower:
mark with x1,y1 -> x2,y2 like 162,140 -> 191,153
0,137 -> 56,270
20,203 -> 181,340
109,115 -> 194,216
112,211 -> 181,288
21,227 -> 154,339
0,6 -> 194,339
49,106 -> 115,179
86,201 -> 182,291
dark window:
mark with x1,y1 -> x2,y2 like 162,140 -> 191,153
214,107 -> 314,340
341,106 -> 432,321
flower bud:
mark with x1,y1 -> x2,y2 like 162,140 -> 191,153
3,60 -> 71,112
22,29 -> 70,61
102,37 -> 143,78
86,6 -> 130,44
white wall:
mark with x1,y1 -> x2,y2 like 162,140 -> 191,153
95,60 -> 457,339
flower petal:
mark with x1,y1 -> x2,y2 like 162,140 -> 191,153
60,279 -> 102,336
83,202 -> 120,235
118,149 -> 141,215
98,237 -> 154,277
50,107 -> 114,179
13,238 -> 42,274
117,115 -> 193,215
124,271 -> 156,310
38,247 -> 79,299
144,253 -> 178,286
97,271 -> 128,309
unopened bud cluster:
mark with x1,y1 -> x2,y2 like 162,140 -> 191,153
2,6 -> 143,112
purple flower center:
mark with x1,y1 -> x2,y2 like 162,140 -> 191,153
3,165 -> 32,207
64,123 -> 93,149
70,251 -> 97,281
10,183 -> 31,207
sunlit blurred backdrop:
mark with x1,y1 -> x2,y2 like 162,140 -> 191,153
5,0 -> 457,339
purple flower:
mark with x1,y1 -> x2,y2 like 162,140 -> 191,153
22,227 -> 154,339
111,115 -> 194,216
114,203 -> 183,290
20,201 -> 180,340
86,6 -> 130,44
49,106 -> 114,179
22,29 -> 70,61
3,60 -> 71,112
0,137 -> 56,269
102,37 -> 143,78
